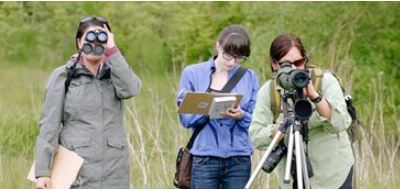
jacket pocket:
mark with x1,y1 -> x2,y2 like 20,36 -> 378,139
69,139 -> 90,149
107,136 -> 126,149
59,136 -> 92,164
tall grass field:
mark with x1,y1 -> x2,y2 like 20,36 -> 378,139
0,2 -> 399,188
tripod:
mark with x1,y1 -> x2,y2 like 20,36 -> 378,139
245,91 -> 313,189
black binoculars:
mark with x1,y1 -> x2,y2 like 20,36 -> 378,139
81,30 -> 108,55
85,30 -> 108,43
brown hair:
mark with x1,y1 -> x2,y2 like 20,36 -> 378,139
217,25 -> 251,57
75,16 -> 111,50
269,33 -> 307,63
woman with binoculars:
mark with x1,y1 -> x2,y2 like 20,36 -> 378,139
249,33 -> 354,188
34,16 -> 142,188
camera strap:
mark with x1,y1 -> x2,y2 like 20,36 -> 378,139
185,66 -> 248,150
64,51 -> 81,94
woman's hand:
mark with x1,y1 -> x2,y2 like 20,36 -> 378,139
220,106 -> 244,120
36,177 -> 51,189
103,24 -> 116,49
303,80 -> 319,100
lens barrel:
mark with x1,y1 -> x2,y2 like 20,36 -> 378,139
262,141 -> 287,173
293,99 -> 313,120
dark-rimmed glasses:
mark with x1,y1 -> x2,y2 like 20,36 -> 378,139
222,52 -> 248,63
278,57 -> 307,67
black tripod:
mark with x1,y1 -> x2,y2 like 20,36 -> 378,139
245,89 -> 313,189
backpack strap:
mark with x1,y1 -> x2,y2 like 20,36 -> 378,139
270,77 -> 281,123
310,67 -> 324,92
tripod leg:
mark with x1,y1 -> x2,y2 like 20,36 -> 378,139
294,130 -> 303,189
299,135 -> 310,189
245,131 -> 284,189
284,124 -> 294,183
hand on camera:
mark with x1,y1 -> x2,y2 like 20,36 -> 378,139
220,106 -> 244,120
36,177 -> 50,189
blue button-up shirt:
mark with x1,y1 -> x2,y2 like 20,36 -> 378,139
177,57 -> 259,158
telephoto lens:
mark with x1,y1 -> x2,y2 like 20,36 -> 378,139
262,141 -> 287,173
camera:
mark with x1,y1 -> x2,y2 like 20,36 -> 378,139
262,141 -> 287,173
276,62 -> 310,91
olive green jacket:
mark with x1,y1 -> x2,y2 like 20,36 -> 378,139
250,72 -> 354,188
35,50 -> 141,188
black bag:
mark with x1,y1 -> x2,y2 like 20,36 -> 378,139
173,67 -> 248,189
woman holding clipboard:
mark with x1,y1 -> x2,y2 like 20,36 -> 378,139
176,24 -> 259,189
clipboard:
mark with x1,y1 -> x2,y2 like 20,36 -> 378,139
177,92 -> 243,115
27,145 -> 84,188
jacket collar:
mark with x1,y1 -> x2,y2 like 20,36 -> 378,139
66,59 -> 110,79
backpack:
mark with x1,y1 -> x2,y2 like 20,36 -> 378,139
270,66 -> 361,143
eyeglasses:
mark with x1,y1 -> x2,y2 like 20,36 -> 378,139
80,16 -> 108,24
278,57 -> 307,67
222,52 -> 248,63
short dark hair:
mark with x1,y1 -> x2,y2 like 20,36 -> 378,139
75,16 -> 111,50
217,25 -> 251,57
269,33 -> 307,62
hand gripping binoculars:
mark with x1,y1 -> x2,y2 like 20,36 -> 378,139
82,30 -> 108,55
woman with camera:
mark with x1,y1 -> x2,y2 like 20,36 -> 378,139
249,33 -> 354,188
34,16 -> 141,188
176,25 -> 259,188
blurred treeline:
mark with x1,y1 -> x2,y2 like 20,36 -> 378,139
0,2 -> 398,74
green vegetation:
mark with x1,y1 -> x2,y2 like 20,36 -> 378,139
0,2 -> 399,188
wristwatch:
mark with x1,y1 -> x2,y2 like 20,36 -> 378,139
311,93 -> 323,103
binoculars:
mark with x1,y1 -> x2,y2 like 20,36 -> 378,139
82,30 -> 108,55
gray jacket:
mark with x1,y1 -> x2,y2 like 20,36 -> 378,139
35,51 -> 141,188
